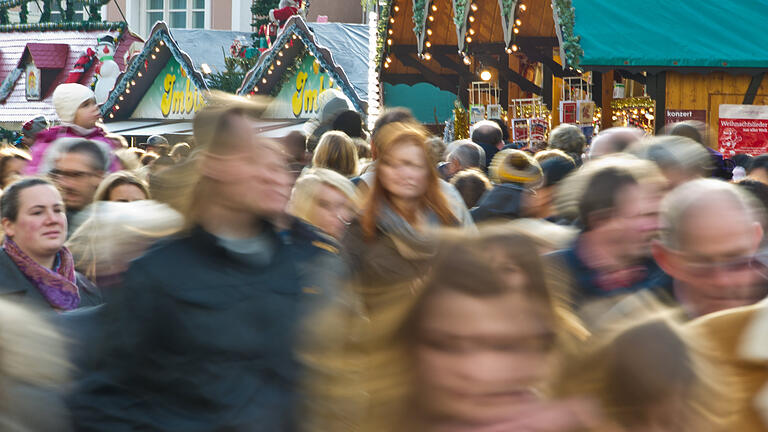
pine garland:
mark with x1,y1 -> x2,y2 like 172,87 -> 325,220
553,0 -> 583,67
0,7 -> 8,24
19,1 -> 27,23
412,0 -> 425,37
269,47 -> 307,97
501,0 -> 515,16
88,5 -> 101,21
374,0 -> 392,72
40,0 -> 51,22
0,20 -> 126,32
207,49 -> 260,93
251,0 -> 281,30
452,0 -> 468,29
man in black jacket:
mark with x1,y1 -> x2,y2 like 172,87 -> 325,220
69,92 -> 344,431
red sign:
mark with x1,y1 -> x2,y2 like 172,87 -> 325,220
718,105 -> 768,156
665,109 -> 706,125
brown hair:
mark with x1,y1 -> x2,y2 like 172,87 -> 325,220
0,147 -> 31,188
312,130 -> 358,177
361,123 -> 456,239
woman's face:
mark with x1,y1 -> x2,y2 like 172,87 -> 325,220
108,183 -> 147,202
378,141 -> 429,201
309,183 -> 355,240
413,289 -> 555,426
2,157 -> 28,187
3,185 -> 67,262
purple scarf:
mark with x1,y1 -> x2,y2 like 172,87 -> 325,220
3,237 -> 80,311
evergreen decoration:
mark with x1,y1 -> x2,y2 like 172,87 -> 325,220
268,47 -> 306,97
0,0 -> 111,8
374,0 -> 392,72
0,127 -> 20,144
412,0 -> 425,36
251,0 -> 281,31
65,0 -> 75,21
19,1 -> 27,23
207,49 -> 260,93
40,0 -> 51,22
0,7 -> 8,24
0,20 -> 126,32
88,5 -> 101,21
501,0 -> 515,16
553,0 -> 583,67
452,0 -> 467,29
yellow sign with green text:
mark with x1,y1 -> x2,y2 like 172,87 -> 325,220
131,56 -> 205,120
265,54 -> 338,119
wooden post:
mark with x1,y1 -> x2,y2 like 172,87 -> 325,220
601,70 -> 614,131
542,63 -> 553,111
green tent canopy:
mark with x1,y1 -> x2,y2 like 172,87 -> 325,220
567,0 -> 768,69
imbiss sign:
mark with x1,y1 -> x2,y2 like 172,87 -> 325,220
665,109 -> 706,125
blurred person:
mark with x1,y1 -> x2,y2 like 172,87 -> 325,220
587,127 -> 645,160
549,157 -> 671,310
652,179 -> 767,318
528,139 -> 549,153
426,136 -> 445,168
470,120 -> 503,168
667,120 -> 733,180
113,148 -> 141,171
27,84 -> 119,174
737,179 -> 768,215
0,178 -> 101,310
289,168 -> 357,240
344,122 -> 466,310
149,155 -> 176,173
534,148 -> 575,165
549,123 -> 587,165
731,153 -> 753,181
0,146 -> 31,188
491,118 -> 511,147
93,171 -> 149,203
450,168 -> 491,209
470,149 -> 543,222
332,109 -> 365,139
139,152 -> 158,167
747,154 -> 768,184
633,135 -> 711,188
16,115 -> 49,149
353,137 -> 372,160
281,131 -> 308,166
525,155 -> 577,220
141,134 -> 169,156
69,92 -> 344,431
0,298 -> 73,431
48,139 -> 109,237
105,133 -> 128,149
169,142 -> 191,163
356,109 -> 474,227
312,130 -> 359,177
441,140 -> 485,180
306,89 -> 354,152
392,236 -> 598,431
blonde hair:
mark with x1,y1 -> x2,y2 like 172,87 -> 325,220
534,148 -> 575,165
312,131 -> 358,177
114,148 -> 141,171
289,168 -> 359,223
93,171 -> 150,202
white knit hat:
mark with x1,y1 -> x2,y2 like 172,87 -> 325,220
52,83 -> 95,123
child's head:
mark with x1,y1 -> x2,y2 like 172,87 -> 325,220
52,83 -> 100,129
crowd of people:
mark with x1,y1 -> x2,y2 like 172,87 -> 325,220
0,82 -> 767,431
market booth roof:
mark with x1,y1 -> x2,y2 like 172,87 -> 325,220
567,0 -> 768,69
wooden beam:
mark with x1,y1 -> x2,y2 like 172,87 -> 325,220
383,73 -> 459,88
433,52 -> 474,80
395,52 -> 458,93
392,38 -> 559,56
600,71 -> 614,131
616,69 -> 647,85
646,72 -> 666,134
743,72 -> 766,105
543,63 -> 553,110
480,55 -> 542,95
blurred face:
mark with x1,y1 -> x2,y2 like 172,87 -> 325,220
2,185 -> 67,264
2,157 -> 28,188
378,141 -> 429,201
108,183 -> 147,202
414,290 -> 554,426
655,205 -> 766,317
73,98 -> 101,129
601,183 -> 661,261
51,152 -> 103,211
309,183 -> 355,240
208,115 -> 293,218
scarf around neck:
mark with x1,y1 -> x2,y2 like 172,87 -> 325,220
377,202 -> 442,259
3,237 -> 80,311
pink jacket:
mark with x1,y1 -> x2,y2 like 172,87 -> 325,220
25,125 -> 120,174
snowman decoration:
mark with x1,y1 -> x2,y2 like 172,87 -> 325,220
94,35 -> 120,105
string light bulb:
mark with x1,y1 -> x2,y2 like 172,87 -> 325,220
151,54 -> 156,59
428,15 -> 434,21
513,27 -> 519,34
466,35 -> 472,43
387,38 -> 392,45
469,28 -> 475,35
520,3 -> 526,11
463,56 -> 471,65
512,44 -> 519,51
515,19 -> 522,26
384,62 -> 390,69
138,72 -> 142,77
278,51 -> 283,56
432,4 -> 437,11
427,29 -> 433,35
254,85 -> 259,91
390,17 -> 395,23
424,53 -> 432,60
154,47 -> 160,52
276,60 -> 282,65
425,41 -> 431,48
480,70 -> 491,81
262,78 -> 267,83
470,3 -> 478,11
469,15 -> 475,22
394,5 -> 399,12
109,113 -> 114,118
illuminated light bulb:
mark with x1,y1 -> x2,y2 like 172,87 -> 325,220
513,27 -> 519,34
268,69 -> 272,74
428,15 -> 434,21
388,29 -> 394,35
480,70 -> 491,81
386,56 -> 392,63
292,34 -> 297,39
506,48 -> 512,54
425,41 -> 431,48
427,29 -> 433,35
254,86 -> 259,91
469,28 -> 475,35
262,78 -> 267,83
463,56 -> 471,65
390,17 -> 395,23
384,62 -> 390,69
138,72 -> 142,77
424,53 -> 432,60
155,47 -> 160,52
512,44 -> 519,51
115,105 -> 120,110
109,113 -> 114,118
432,4 -> 437,11
387,38 -> 392,45
125,88 -> 130,93
471,3 -> 478,11
520,3 -> 527,11
119,95 -> 124,101
466,35 -> 472,43
276,60 -> 282,65
285,43 -> 290,49
394,5 -> 400,12
468,15 -> 475,22
131,80 -> 136,85
515,19 -> 522,26
151,54 -> 156,59
278,51 -> 283,56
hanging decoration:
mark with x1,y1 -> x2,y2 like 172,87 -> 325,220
252,0 -> 282,32
0,21 -> 126,33
552,0 -> 583,68
65,47 -> 97,83
411,0 -> 430,55
375,0 -> 394,71
610,97 -> 655,133
498,0 -> 517,48
0,127 -> 20,144
452,0 -> 471,53
454,100 -> 469,140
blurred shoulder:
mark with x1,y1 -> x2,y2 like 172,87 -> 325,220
287,218 -> 341,256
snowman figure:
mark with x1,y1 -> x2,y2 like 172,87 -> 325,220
94,34 -> 120,104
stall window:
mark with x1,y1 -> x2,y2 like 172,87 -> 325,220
50,1 -> 87,22
146,0 -> 207,34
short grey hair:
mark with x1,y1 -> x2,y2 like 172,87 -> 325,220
659,179 -> 763,248
548,124 -> 587,155
448,142 -> 485,170
633,135 -> 712,178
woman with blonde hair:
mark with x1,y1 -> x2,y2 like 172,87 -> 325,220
313,130 -> 359,177
289,168 -> 358,240
0,147 -> 31,189
93,171 -> 150,202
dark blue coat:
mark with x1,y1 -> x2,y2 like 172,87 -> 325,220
69,220 -> 343,432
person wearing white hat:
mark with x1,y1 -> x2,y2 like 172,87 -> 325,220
25,83 -> 120,175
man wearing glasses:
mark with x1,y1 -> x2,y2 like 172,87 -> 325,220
48,139 -> 108,237
653,178 -> 768,319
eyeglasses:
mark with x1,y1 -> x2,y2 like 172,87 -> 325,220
49,169 -> 100,180
677,251 -> 768,280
